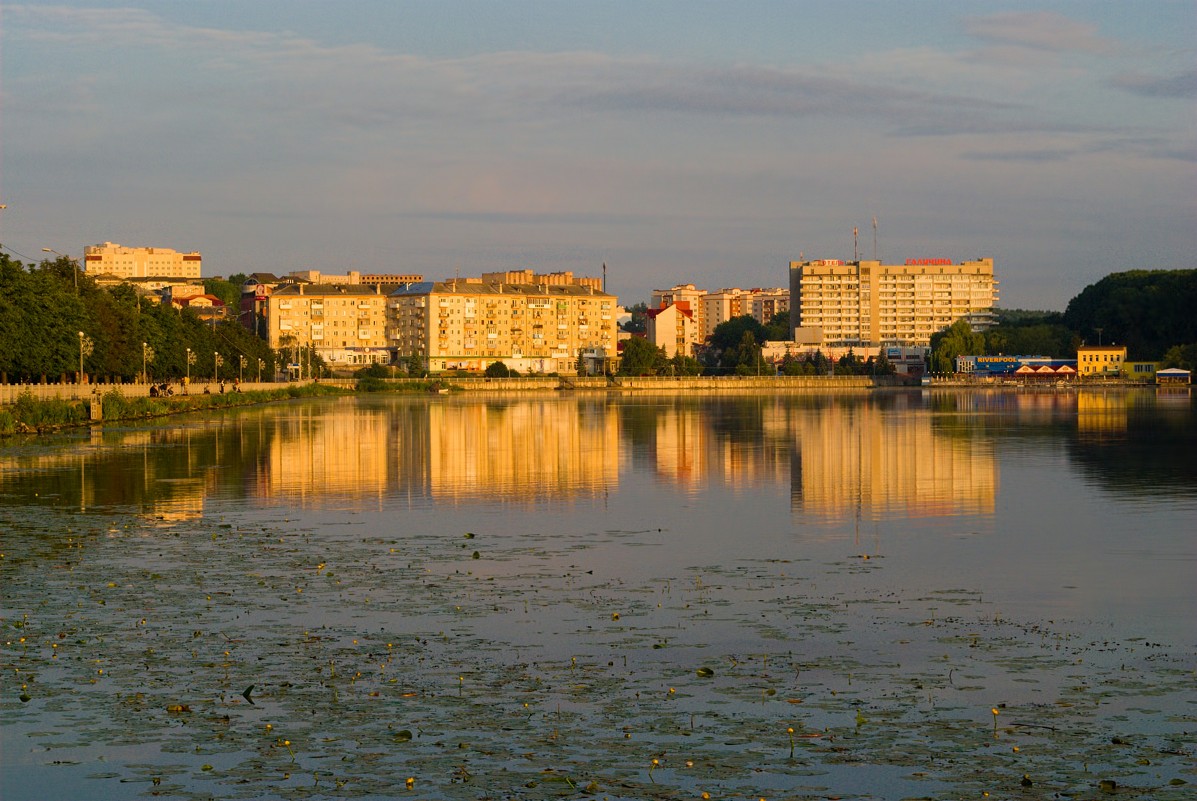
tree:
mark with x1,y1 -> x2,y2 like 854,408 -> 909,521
872,350 -> 896,376
204,277 -> 241,308
622,303 -> 648,334
484,361 -> 515,378
1062,270 -> 1197,359
618,337 -> 666,375
763,311 -> 791,342
930,319 -> 985,374
709,315 -> 766,351
731,330 -> 767,374
668,353 -> 703,376
1160,344 -> 1197,371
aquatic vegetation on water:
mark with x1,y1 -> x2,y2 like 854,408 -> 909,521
1,505 -> 1194,800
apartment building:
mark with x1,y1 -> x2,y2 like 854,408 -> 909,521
265,283 -> 391,367
83,242 -> 202,279
389,275 -> 618,374
646,301 -> 700,358
652,284 -> 708,338
788,257 -> 997,347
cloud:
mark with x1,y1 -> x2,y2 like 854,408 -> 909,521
1111,69 -> 1197,98
960,149 -> 1074,163
963,12 -> 1115,55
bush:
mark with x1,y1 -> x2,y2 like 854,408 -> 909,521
484,361 -> 515,378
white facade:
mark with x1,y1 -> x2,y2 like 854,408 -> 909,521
83,242 -> 201,279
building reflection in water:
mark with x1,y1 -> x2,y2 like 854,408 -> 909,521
789,396 -> 997,521
1,394 -> 1006,519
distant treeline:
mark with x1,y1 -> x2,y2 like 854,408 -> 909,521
932,269 -> 1197,372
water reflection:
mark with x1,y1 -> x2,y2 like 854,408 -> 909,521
1,390 -> 1193,516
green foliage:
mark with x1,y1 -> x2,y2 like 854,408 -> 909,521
763,311 -> 791,342
484,361 -> 516,378
709,315 -> 766,351
1161,344 -> 1197,371
1062,270 -> 1197,359
667,353 -> 704,376
618,337 -> 666,375
0,251 -> 278,384
622,303 -> 648,334
930,319 -> 984,374
203,277 -> 241,308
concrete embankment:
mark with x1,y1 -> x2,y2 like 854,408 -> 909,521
444,376 -> 877,392
0,380 -> 324,406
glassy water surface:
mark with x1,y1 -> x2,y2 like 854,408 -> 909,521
2,390 -> 1194,799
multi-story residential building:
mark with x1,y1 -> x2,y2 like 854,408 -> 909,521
653,284 -> 708,338
265,283 -> 392,368
389,274 -> 618,374
746,288 -> 790,326
83,242 -> 201,279
701,289 -> 745,340
1077,345 -> 1127,377
788,257 -> 997,347
646,301 -> 700,358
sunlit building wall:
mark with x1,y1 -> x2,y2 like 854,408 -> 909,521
788,258 -> 998,347
390,277 -> 618,374
84,241 -> 201,279
266,284 -> 392,367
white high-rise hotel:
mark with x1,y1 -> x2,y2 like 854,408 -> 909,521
83,242 -> 202,279
788,257 -> 998,347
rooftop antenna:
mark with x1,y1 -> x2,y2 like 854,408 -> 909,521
872,216 -> 878,261
602,262 -> 607,293
853,226 -> 859,261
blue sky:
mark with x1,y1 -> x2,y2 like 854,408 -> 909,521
1,1 -> 1193,310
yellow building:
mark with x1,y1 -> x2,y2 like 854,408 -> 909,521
788,257 -> 997,347
1077,345 -> 1128,377
653,284 -> 709,339
390,275 -> 618,374
265,283 -> 391,368
83,241 -> 201,279
646,301 -> 700,358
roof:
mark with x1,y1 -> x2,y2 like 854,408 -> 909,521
270,283 -> 385,297
388,281 -> 615,299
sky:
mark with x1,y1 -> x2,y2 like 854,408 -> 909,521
1,1 -> 1193,311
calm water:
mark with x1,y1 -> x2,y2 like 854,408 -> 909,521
2,389 -> 1195,799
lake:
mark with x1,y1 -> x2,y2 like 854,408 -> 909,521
2,388 -> 1195,799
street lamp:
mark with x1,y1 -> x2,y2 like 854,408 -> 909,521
43,248 -> 79,294
77,331 -> 93,384
185,347 -> 195,387
214,351 -> 223,380
257,358 -> 264,383
239,355 -> 246,383
142,342 -> 155,383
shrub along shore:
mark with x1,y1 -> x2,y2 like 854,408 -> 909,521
0,383 -> 351,436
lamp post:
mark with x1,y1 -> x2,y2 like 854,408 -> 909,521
142,342 -> 156,384
214,352 -> 224,381
77,331 -> 93,384
43,248 -> 79,294
257,358 -> 264,383
185,347 -> 194,387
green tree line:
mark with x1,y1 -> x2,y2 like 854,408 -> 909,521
0,251 -> 277,384
930,269 -> 1197,373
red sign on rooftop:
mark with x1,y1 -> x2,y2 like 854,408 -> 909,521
905,258 -> 952,266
